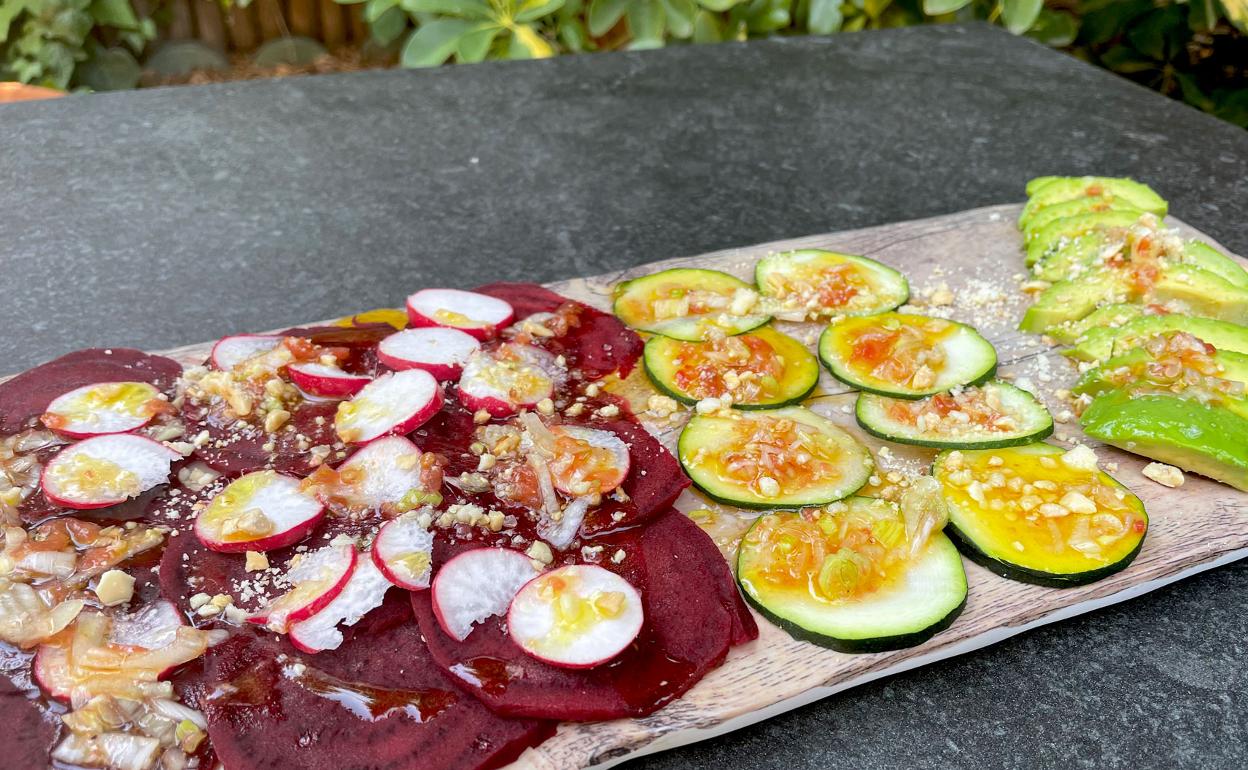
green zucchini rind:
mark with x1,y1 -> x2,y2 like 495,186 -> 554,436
643,326 -> 819,410
613,267 -> 771,341
855,381 -> 1053,449
817,314 -> 997,399
754,249 -> 909,320
678,406 -> 872,509
737,505 -> 967,653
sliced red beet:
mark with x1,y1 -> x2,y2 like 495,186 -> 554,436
183,399 -> 342,476
413,509 -> 751,721
473,282 -> 643,379
0,675 -> 60,770
0,348 -> 182,434
194,597 -> 554,770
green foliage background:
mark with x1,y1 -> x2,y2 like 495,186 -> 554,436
1,0 -> 1245,127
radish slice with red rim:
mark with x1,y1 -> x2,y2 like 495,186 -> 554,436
431,547 -> 540,641
41,434 -> 179,510
377,327 -> 481,380
406,289 -> 514,340
287,362 -> 371,399
194,470 -> 325,552
372,516 -> 435,590
247,544 -> 357,633
323,435 -> 434,513
547,425 -> 631,498
457,344 -> 563,417
288,552 -> 390,653
508,564 -> 644,669
211,334 -> 283,371
334,369 -> 443,445
33,643 -> 71,700
41,381 -> 168,438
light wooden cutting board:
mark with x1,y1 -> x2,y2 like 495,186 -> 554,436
8,204 -> 1247,770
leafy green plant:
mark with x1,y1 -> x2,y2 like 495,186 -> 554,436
0,0 -> 153,90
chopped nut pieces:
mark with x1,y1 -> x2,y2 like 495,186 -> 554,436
1142,462 -> 1185,488
94,569 -> 135,606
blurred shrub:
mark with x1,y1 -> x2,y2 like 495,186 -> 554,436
0,0 -> 154,89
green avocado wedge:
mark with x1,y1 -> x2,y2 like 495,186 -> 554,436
1024,176 -> 1062,197
1021,197 -> 1145,238
1183,241 -> 1248,290
1033,234 -> 1248,288
1020,265 -> 1248,335
1066,315 -> 1248,362
1020,176 -> 1167,227
1025,210 -> 1147,266
1046,304 -> 1146,345
1080,389 -> 1248,492
1074,348 -> 1248,398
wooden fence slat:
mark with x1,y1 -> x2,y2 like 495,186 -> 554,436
348,3 -> 368,43
320,0 -> 346,48
288,0 -> 321,38
193,0 -> 228,51
166,0 -> 196,39
256,0 -> 287,40
227,2 -> 261,51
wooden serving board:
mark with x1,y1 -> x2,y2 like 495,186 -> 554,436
10,204 -> 1248,770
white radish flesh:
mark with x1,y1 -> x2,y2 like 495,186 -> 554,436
41,435 -> 179,510
41,381 -> 167,438
288,553 -> 390,653
377,327 -> 481,380
194,470 -> 325,552
247,544 -> 357,632
431,547 -> 539,641
328,435 -> 431,512
334,369 -> 443,445
406,289 -> 514,340
210,335 -> 282,371
372,516 -> 435,590
508,564 -> 644,669
547,425 -> 630,497
457,344 -> 562,417
287,362 -> 371,399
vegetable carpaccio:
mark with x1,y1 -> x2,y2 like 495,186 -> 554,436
0,283 -> 754,770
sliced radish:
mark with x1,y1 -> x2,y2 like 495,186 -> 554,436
431,548 -> 540,642
508,564 -> 644,669
329,436 -> 430,512
289,552 -> 390,653
334,369 -> 443,445
211,334 -> 282,371
377,327 -> 481,380
406,289 -> 514,340
247,544 -> 357,633
41,435 -> 179,510
33,642 -> 72,700
194,470 -> 325,552
287,362 -> 371,399
372,516 -> 434,590
41,381 -> 167,438
457,344 -> 563,417
547,425 -> 631,498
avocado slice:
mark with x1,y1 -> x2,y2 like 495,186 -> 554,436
1025,210 -> 1148,265
1046,303 -> 1146,345
1019,272 -> 1126,334
1080,389 -> 1248,492
1074,348 -> 1248,398
1066,315 -> 1248,362
1183,241 -> 1248,290
1019,263 -> 1248,335
1020,177 -> 1168,226
1022,196 -> 1147,237
1024,176 -> 1062,197
1034,234 -> 1248,287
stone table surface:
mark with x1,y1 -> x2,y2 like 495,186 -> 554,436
2,21 -> 1246,770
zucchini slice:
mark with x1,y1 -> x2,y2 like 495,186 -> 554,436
754,249 -> 908,321
933,443 -> 1148,587
736,499 -> 967,653
678,406 -> 872,508
855,381 -> 1053,449
643,326 -> 818,409
818,313 -> 997,399
613,268 -> 771,341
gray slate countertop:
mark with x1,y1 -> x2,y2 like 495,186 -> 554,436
2,22 -> 1246,770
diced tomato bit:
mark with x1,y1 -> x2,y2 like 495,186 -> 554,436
850,330 -> 900,366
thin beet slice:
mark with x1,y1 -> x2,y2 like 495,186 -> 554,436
184,399 -> 342,476
194,597 -> 554,770
0,675 -> 60,770
413,509 -> 748,721
474,282 -> 643,379
0,348 -> 182,434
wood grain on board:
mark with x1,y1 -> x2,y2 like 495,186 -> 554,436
7,204 -> 1246,769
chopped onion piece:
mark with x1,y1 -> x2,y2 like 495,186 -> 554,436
900,476 -> 949,557
538,496 -> 592,550
52,731 -> 162,770
0,578 -> 84,647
